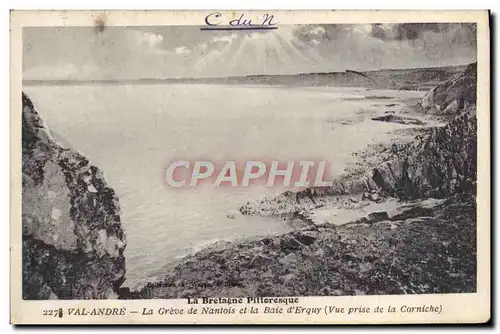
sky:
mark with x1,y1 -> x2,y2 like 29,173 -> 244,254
23,23 -> 477,80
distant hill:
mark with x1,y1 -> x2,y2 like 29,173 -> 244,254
23,64 -> 467,91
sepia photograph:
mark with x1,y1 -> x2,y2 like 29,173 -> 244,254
11,10 -> 490,324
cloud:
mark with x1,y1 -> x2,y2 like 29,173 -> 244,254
294,24 -> 353,42
369,23 -> 477,44
132,31 -> 164,48
288,23 -> 477,72
211,33 -> 238,44
309,26 -> 326,36
293,23 -> 476,49
22,25 -> 478,81
174,46 -> 191,55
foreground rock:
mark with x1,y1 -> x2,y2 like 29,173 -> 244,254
22,93 -> 127,299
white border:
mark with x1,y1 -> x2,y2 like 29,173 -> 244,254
3,3 -> 496,331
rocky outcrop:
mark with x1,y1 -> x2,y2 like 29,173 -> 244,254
341,63 -> 477,200
421,62 -> 477,113
371,63 -> 477,200
22,93 -> 127,299
371,114 -> 425,125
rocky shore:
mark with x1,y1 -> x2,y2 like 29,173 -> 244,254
21,62 -> 477,299
136,62 -> 477,298
138,194 -> 475,298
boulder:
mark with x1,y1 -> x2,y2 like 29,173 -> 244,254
366,211 -> 390,222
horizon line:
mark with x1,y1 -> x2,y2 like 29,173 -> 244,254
22,63 -> 472,83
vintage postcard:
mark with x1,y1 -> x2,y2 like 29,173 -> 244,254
10,10 -> 490,324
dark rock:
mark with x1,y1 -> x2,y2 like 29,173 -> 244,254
367,211 -> 390,222
118,287 -> 131,299
391,206 -> 434,221
372,115 -> 425,125
368,63 -> 477,200
343,253 -> 359,261
22,93 -> 126,300
292,232 -> 318,246
371,108 -> 476,200
279,235 -> 302,252
365,95 -> 395,100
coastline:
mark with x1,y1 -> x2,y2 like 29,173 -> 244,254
20,62 -> 477,300
123,63 -> 477,299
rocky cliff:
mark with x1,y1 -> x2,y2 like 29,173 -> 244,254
421,62 -> 477,113
22,93 -> 127,299
370,106 -> 476,200
371,62 -> 477,200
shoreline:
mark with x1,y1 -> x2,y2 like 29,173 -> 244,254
125,93 -> 440,292
122,63 -> 477,299
121,96 -> 450,296
237,98 -> 446,226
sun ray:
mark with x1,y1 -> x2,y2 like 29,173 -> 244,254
274,33 -> 313,65
190,26 -> 330,77
269,32 -> 294,65
228,37 -> 250,72
193,42 -> 232,71
276,28 -> 329,65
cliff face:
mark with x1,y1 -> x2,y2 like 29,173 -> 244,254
421,62 -> 477,113
371,63 -> 477,200
22,93 -> 127,299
